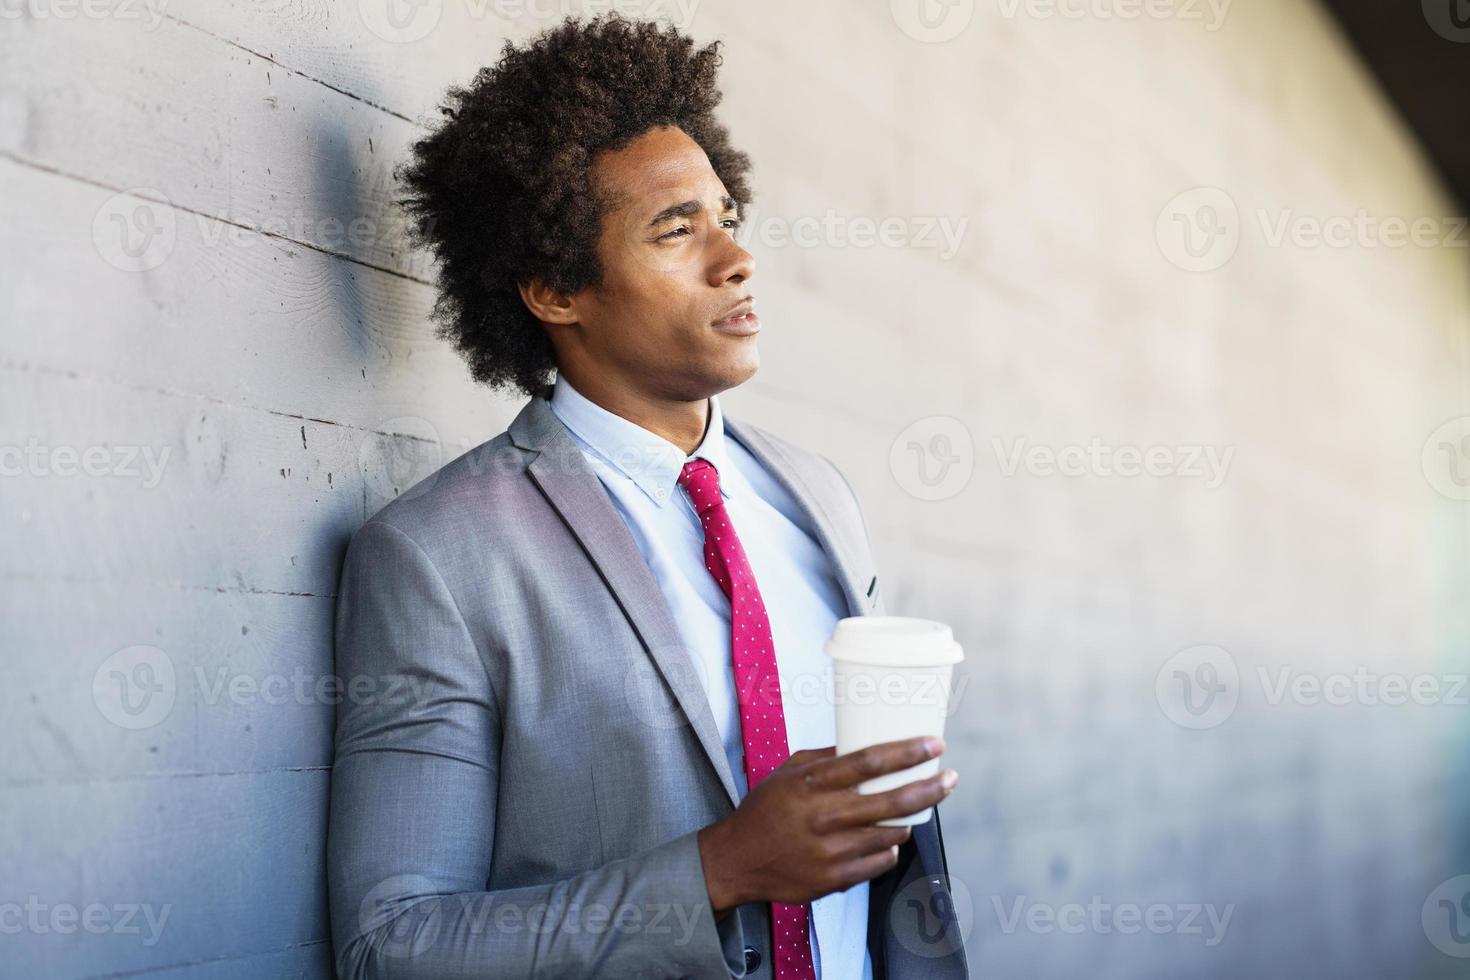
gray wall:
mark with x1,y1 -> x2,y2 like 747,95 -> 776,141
2,0 -> 1467,977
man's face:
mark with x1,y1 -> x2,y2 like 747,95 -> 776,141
567,124 -> 758,401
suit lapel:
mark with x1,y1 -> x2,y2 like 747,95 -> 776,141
509,388 -> 742,809
721,414 -> 869,620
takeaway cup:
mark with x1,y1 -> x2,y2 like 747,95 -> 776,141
824,616 -> 963,826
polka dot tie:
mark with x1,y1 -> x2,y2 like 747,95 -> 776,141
677,458 -> 817,980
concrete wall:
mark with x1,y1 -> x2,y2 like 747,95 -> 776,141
2,0 -> 1466,977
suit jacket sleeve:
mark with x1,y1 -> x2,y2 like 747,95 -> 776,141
326,519 -> 750,979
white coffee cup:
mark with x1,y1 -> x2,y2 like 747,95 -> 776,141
824,616 -> 963,826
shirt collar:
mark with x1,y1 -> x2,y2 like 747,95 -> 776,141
547,372 -> 742,509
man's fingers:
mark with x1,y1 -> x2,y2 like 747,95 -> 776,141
831,846 -> 905,891
819,824 -> 912,861
824,770 -> 954,828
802,736 -> 943,791
785,746 -> 836,767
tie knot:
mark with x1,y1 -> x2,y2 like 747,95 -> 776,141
677,458 -> 722,515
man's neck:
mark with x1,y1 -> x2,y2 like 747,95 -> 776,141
558,369 -> 710,456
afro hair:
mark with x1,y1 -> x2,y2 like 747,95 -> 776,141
394,12 -> 755,398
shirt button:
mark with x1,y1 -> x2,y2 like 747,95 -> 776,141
654,487 -> 667,499
743,946 -> 761,971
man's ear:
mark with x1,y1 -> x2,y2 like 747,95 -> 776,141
517,277 -> 578,326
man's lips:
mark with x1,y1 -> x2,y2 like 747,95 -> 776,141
712,311 -> 760,335
711,301 -> 758,334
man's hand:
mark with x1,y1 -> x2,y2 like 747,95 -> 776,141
697,736 -> 957,915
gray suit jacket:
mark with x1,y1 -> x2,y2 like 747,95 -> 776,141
327,384 -> 970,979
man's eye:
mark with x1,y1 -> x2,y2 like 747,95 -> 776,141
656,217 -> 742,242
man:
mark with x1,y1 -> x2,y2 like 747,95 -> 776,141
327,13 -> 968,979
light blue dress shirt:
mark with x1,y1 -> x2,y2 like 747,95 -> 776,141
548,372 -> 873,980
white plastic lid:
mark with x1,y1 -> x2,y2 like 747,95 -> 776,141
823,616 -> 963,667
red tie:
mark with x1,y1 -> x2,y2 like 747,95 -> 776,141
677,457 -> 817,980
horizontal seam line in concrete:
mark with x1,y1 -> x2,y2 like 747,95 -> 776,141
80,937 -> 330,979
158,10 -> 419,125
5,767 -> 332,789
0,358 -> 444,445
0,150 -> 432,286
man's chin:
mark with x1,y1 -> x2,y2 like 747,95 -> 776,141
721,353 -> 760,390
